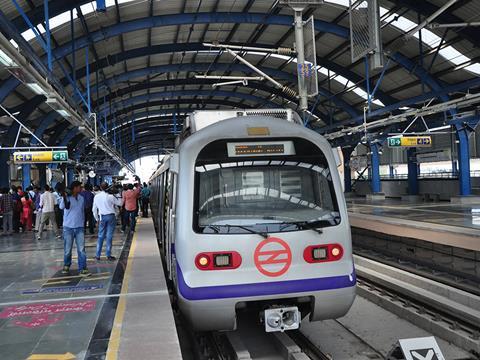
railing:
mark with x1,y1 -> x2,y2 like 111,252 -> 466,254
356,170 -> 480,180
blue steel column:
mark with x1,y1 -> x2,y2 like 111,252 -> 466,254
370,143 -> 381,193
407,148 -> 419,195
456,126 -> 471,196
44,0 -> 52,71
22,165 -> 31,189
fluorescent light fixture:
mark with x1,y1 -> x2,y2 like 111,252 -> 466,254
56,109 -> 70,117
0,49 -> 16,67
26,83 -> 48,96
428,125 -> 450,132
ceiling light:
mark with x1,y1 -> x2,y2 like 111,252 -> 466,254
26,83 -> 48,96
56,109 -> 70,117
0,49 -> 17,67
428,125 -> 450,132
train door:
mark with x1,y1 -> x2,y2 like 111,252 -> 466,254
164,171 -> 178,279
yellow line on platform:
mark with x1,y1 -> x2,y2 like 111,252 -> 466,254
106,222 -> 139,360
27,353 -> 75,360
82,276 -> 111,282
33,272 -> 111,282
42,280 -> 72,286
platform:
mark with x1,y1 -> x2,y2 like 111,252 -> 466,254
0,218 -> 181,360
347,197 -> 480,251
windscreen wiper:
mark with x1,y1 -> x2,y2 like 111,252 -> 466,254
288,219 -> 338,234
224,224 -> 269,239
202,224 -> 220,233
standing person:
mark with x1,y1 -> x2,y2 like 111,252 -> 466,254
54,184 -> 64,229
92,182 -> 122,261
59,181 -> 89,276
11,186 -> 22,233
119,184 -> 128,231
31,187 -> 40,229
34,187 -> 43,232
37,185 -> 60,240
122,184 -> 140,233
20,193 -> 34,231
140,182 -> 151,218
80,184 -> 95,234
0,188 -> 13,235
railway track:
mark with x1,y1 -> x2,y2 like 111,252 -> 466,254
186,315 -> 334,360
354,246 -> 480,297
355,254 -> 480,357
352,228 -> 480,297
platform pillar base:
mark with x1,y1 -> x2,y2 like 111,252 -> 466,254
450,196 -> 480,204
366,193 -> 385,201
401,195 -> 422,202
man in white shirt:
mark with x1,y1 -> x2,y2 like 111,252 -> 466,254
37,185 -> 60,240
92,182 -> 123,261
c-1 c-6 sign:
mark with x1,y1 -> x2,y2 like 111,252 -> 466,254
13,150 -> 69,164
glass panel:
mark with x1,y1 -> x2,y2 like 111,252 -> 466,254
195,162 -> 339,234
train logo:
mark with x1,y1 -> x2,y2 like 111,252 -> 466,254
254,237 -> 292,277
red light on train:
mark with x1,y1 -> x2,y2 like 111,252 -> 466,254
303,244 -> 343,263
195,253 -> 211,268
195,251 -> 242,270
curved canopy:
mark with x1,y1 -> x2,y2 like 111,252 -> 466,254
1,0 -> 480,164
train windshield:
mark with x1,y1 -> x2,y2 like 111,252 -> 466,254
194,160 -> 340,234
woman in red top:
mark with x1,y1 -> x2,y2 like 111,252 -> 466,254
20,194 -> 34,231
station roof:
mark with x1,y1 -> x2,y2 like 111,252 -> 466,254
1,0 -> 480,169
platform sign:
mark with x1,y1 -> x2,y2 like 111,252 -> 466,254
396,337 -> 445,360
13,150 -> 68,164
387,136 -> 432,148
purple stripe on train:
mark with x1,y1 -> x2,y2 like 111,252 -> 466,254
177,264 -> 356,301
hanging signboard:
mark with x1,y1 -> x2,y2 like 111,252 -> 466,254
387,136 -> 432,148
13,150 -> 69,164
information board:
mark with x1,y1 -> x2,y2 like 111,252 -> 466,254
13,150 -> 69,164
387,136 -> 432,148
227,141 -> 295,157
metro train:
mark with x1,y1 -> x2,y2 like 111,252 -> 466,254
149,109 -> 356,332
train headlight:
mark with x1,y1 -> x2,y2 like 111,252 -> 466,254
312,247 -> 327,260
214,254 -> 231,267
195,251 -> 242,270
331,246 -> 341,257
196,253 -> 211,268
303,244 -> 344,263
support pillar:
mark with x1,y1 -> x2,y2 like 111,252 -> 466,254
38,164 -> 46,188
389,165 -> 394,178
456,127 -> 471,196
407,148 -> 419,195
22,164 -> 31,189
370,143 -> 381,194
0,152 -> 10,188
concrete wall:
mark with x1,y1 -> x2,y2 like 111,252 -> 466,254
354,178 -> 480,200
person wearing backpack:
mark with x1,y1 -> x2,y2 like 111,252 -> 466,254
140,182 -> 151,218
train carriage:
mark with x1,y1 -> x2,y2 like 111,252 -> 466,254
150,109 -> 356,332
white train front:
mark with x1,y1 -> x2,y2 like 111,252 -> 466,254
150,109 -> 356,332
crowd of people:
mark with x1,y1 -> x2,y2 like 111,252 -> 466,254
0,180 -> 151,276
